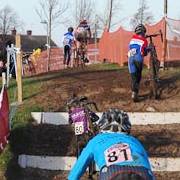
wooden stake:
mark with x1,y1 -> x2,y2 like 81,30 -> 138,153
162,0 -> 168,68
16,34 -> 23,103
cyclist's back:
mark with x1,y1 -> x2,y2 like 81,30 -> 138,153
62,29 -> 74,48
68,109 -> 154,180
75,19 -> 91,43
129,34 -> 148,62
62,27 -> 74,67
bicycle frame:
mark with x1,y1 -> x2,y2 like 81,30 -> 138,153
73,45 -> 86,68
66,96 -> 99,179
73,35 -> 89,68
146,30 -> 163,99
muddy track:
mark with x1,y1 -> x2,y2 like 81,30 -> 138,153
6,67 -> 180,180
29,68 -> 180,112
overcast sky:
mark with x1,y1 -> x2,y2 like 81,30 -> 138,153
1,0 -> 180,46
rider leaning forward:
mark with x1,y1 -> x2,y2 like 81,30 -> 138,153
74,19 -> 92,62
68,108 -> 155,180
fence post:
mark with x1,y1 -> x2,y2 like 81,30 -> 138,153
16,34 -> 23,103
6,45 -> 10,87
2,72 -> 6,86
162,0 -> 168,68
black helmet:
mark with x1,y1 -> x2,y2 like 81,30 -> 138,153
68,27 -> 74,32
98,108 -> 131,134
134,24 -> 146,35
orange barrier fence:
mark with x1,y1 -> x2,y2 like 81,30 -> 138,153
24,17 -> 180,76
0,86 -> 9,152
166,17 -> 180,61
99,18 -> 180,66
99,19 -> 164,67
24,45 -> 99,76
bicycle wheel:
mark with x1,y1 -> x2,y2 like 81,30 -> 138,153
76,135 -> 80,157
73,48 -> 79,68
151,58 -> 160,99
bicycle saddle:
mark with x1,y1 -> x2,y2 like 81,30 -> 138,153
79,96 -> 88,102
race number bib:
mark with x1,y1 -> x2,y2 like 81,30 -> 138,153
63,38 -> 69,46
74,121 -> 84,135
104,143 -> 132,166
128,48 -> 137,57
77,27 -> 85,33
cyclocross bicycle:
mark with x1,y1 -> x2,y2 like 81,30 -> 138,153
66,95 -> 99,179
73,39 -> 89,68
146,30 -> 163,99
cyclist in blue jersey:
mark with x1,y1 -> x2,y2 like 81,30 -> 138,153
68,108 -> 155,180
62,27 -> 74,68
128,24 -> 149,102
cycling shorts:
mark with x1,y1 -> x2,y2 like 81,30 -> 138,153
99,165 -> 154,180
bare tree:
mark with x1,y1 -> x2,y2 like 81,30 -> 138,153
0,5 -> 21,59
96,0 -> 122,33
0,6 -> 20,35
70,0 -> 94,26
130,0 -> 154,29
36,0 -> 68,71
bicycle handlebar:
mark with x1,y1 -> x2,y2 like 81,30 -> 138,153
85,101 -> 99,111
146,30 -> 163,42
66,96 -> 99,111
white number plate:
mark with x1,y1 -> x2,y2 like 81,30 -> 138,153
128,48 -> 137,57
74,121 -> 84,135
104,143 -> 132,166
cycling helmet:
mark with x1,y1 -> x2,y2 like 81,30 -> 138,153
80,19 -> 87,24
98,108 -> 131,134
68,27 -> 74,32
134,24 -> 146,35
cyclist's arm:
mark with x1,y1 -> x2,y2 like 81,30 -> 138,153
68,142 -> 93,180
131,136 -> 152,170
142,39 -> 148,56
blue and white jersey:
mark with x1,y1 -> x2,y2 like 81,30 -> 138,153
68,132 -> 152,180
62,32 -> 74,47
128,34 -> 148,62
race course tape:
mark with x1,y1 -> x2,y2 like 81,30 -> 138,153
18,155 -> 180,172
31,112 -> 180,125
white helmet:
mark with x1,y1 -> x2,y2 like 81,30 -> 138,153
98,108 -> 131,134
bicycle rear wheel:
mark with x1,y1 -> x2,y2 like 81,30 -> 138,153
151,58 -> 160,99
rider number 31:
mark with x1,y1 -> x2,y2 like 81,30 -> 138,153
104,143 -> 132,166
74,121 -> 84,135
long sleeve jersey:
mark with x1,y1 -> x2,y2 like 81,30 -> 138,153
68,132 -> 152,180
128,34 -> 148,62
62,32 -> 74,48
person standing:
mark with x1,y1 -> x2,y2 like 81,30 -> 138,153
128,24 -> 149,102
62,27 -> 74,68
